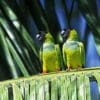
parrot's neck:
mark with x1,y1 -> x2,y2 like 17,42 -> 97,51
67,38 -> 78,41
44,32 -> 54,43
44,38 -> 54,43
67,35 -> 79,41
67,29 -> 79,41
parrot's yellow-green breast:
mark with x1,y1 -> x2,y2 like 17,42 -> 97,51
40,32 -> 61,73
43,44 -> 59,72
63,29 -> 85,69
65,42 -> 82,68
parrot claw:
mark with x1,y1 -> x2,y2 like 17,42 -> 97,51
77,65 -> 82,71
55,68 -> 60,72
66,66 -> 72,71
82,65 -> 84,68
66,68 -> 70,71
43,70 -> 48,74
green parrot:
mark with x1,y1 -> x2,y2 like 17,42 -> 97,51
61,29 -> 85,70
36,31 -> 62,73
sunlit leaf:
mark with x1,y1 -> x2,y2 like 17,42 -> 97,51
67,75 -> 77,100
51,77 -> 58,100
60,75 -> 68,100
0,68 -> 99,99
77,74 -> 86,100
0,85 -> 8,100
37,79 -> 45,100
44,79 -> 49,100
85,74 -> 91,100
12,83 -> 23,100
30,80 -> 36,100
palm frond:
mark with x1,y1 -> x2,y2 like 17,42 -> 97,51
0,67 -> 100,99
0,1 -> 42,77
0,24 -> 19,78
77,0 -> 100,55
0,0 -> 100,99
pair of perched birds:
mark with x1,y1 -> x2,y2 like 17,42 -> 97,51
36,29 -> 85,73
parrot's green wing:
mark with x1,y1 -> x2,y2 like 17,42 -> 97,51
39,47 -> 43,63
62,43 -> 67,67
55,44 -> 63,69
79,42 -> 85,66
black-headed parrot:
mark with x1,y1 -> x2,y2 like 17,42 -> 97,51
61,29 -> 85,70
36,31 -> 63,73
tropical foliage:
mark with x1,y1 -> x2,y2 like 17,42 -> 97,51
0,0 -> 100,79
0,67 -> 100,100
0,0 -> 100,99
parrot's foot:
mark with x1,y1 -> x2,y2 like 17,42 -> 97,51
42,70 -> 48,74
77,65 -> 82,71
55,68 -> 60,72
82,65 -> 84,68
66,66 -> 72,71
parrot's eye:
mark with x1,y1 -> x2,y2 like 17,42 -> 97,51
61,29 -> 66,36
61,29 -> 71,41
36,34 -> 41,40
61,29 -> 68,39
36,31 -> 45,41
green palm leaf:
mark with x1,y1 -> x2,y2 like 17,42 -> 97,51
60,76 -> 69,100
12,83 -> 23,100
0,24 -> 19,78
77,0 -> 100,55
77,74 -> 86,100
85,75 -> 91,100
30,80 -> 36,100
0,67 -> 99,99
6,37 -> 29,76
0,85 -> 8,100
0,0 -> 100,99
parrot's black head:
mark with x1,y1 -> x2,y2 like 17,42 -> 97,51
36,31 -> 45,42
61,29 -> 70,41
